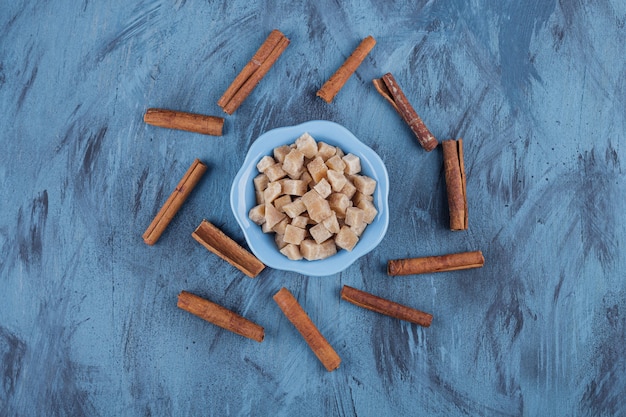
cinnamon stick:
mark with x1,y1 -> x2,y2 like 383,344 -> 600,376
177,291 -> 264,342
341,285 -> 432,327
218,29 -> 290,114
387,250 -> 484,276
273,287 -> 341,372
143,159 -> 207,245
192,220 -> 265,278
442,139 -> 468,230
372,73 -> 438,151
317,35 -> 376,103
143,108 -> 224,136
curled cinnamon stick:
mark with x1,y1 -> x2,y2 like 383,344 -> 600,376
317,35 -> 376,103
273,287 -> 341,372
341,285 -> 432,327
143,159 -> 207,245
442,139 -> 468,230
372,73 -> 438,151
218,29 -> 290,114
388,250 -> 484,276
177,291 -> 264,342
192,220 -> 265,278
143,108 -> 224,136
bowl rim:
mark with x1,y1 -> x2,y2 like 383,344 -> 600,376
230,120 -> 389,276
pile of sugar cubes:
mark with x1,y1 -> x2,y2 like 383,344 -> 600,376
248,132 -> 378,261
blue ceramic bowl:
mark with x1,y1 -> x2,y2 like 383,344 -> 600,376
230,120 -> 389,276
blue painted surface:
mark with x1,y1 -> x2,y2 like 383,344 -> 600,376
1,1 -> 625,416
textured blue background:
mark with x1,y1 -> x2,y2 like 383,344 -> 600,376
1,1 -> 625,416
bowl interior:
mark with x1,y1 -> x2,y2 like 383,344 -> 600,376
230,120 -> 389,276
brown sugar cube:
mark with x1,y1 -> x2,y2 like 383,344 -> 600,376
273,195 -> 292,212
275,233 -> 288,249
301,190 -> 332,222
284,224 -> 307,245
256,155 -> 276,173
342,153 -> 361,175
274,145 -> 292,163
248,204 -> 266,225
335,146 -> 345,158
313,178 -> 332,199
295,132 -> 318,158
340,179 -> 357,199
335,226 -> 359,251
307,156 -> 328,183
325,155 -> 346,172
300,171 -> 314,187
345,206 -> 368,236
328,193 -> 352,218
265,203 -> 286,231
353,191 -> 373,206
352,175 -> 376,195
280,243 -> 303,260
254,174 -> 269,205
310,222 -> 333,244
264,163 -> 288,182
308,200 -> 333,223
327,170 -> 347,192
264,181 -> 282,204
283,149 -> 305,177
291,215 -> 309,229
345,207 -> 365,227
300,239 -> 337,261
357,199 -> 378,224
322,212 -> 340,234
317,142 -> 337,161
254,173 -> 269,192
283,198 -> 307,218
272,217 -> 290,235
350,221 -> 367,237
281,179 -> 307,196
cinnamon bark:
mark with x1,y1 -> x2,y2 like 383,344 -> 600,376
442,139 -> 468,230
143,159 -> 207,245
387,250 -> 484,276
273,287 -> 341,372
218,29 -> 290,114
372,73 -> 438,151
177,291 -> 264,342
341,285 -> 432,327
192,220 -> 265,278
317,36 -> 376,103
143,108 -> 224,136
